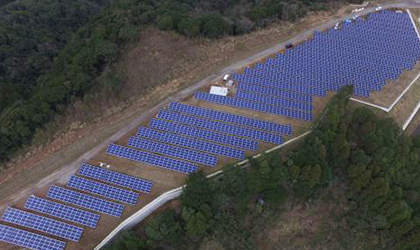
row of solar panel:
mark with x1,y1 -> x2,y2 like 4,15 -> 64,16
128,136 -> 218,167
2,207 -> 83,242
157,110 -> 285,143
279,53 -> 411,65
137,127 -> 245,159
0,224 -> 66,250
238,72 -> 386,85
237,67 -> 408,95
237,74 -> 384,92
241,64 -> 399,85
237,83 -> 313,102
247,64 -> 404,76
295,44 -> 416,60
169,102 -> 292,134
79,163 -> 153,194
244,58 -> 405,78
236,91 -> 313,111
250,68 -> 406,82
149,119 -> 259,151
107,143 -> 199,174
48,185 -> 124,217
284,49 -> 416,69
67,175 -> 140,205
195,91 -> 313,121
252,58 -> 408,73
240,79 -> 327,96
25,196 -> 100,228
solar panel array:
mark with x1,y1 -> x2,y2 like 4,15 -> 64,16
25,196 -> 100,228
79,163 -> 153,194
1,207 -> 84,242
107,143 -> 198,174
2,11 -> 417,250
0,224 -> 66,250
138,127 -> 245,159
231,10 -> 420,102
150,119 -> 258,150
128,136 -> 218,166
157,110 -> 284,144
237,84 -> 313,102
168,102 -> 291,134
47,186 -> 124,217
67,175 -> 139,205
236,91 -> 313,111
194,91 -> 313,121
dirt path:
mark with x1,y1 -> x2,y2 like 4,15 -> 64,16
1,0 -> 419,227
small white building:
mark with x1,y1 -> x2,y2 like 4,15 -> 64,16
210,86 -> 229,96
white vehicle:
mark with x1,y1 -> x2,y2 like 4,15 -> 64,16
222,74 -> 230,81
352,7 -> 364,13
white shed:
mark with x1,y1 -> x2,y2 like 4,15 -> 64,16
210,86 -> 229,96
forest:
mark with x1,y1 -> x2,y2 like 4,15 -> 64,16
107,88 -> 420,249
0,0 -> 346,165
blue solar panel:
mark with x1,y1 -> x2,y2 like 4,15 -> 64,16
137,127 -> 245,159
78,163 -> 153,194
149,119 -> 258,151
237,84 -> 313,102
168,102 -> 292,135
47,186 -> 124,217
194,91 -> 313,121
106,143 -> 198,174
235,91 -> 313,111
0,224 -> 66,250
67,176 -> 139,205
25,196 -> 100,228
128,136 -> 218,167
230,10 -> 420,99
1,207 -> 84,242
157,110 -> 284,144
